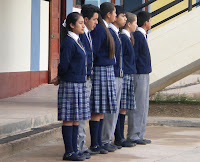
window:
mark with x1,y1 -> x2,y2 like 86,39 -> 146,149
74,0 -> 85,8
84,0 -> 111,6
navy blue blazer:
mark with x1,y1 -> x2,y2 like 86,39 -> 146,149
58,35 -> 87,83
133,31 -> 152,74
80,33 -> 93,76
91,24 -> 115,66
109,28 -> 123,77
120,34 -> 137,74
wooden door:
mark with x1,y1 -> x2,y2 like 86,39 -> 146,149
111,0 -> 116,4
49,0 -> 61,82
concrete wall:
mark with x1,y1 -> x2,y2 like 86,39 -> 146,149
40,0 -> 49,71
0,0 -> 32,73
0,0 -> 49,98
148,6 -> 200,95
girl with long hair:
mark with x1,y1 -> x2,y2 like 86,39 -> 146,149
57,12 -> 89,161
89,2 -> 117,153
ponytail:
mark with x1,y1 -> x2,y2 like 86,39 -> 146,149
124,12 -> 137,46
98,15 -> 115,59
99,2 -> 115,59
130,33 -> 135,46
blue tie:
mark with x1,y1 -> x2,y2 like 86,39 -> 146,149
78,38 -> 84,47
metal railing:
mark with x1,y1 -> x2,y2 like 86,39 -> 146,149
131,0 -> 200,29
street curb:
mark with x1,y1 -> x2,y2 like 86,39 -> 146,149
0,113 -> 58,139
147,116 -> 200,127
0,125 -> 62,160
1,116 -> 200,160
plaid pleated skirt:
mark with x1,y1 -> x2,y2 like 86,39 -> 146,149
58,81 -> 91,121
120,74 -> 136,110
90,65 -> 117,113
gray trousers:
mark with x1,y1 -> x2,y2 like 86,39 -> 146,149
127,74 -> 149,140
78,79 -> 92,152
102,77 -> 123,144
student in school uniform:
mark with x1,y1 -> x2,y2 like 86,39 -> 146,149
114,12 -> 138,147
101,5 -> 134,149
78,4 -> 100,158
89,2 -> 117,154
127,11 -> 152,145
57,12 -> 90,161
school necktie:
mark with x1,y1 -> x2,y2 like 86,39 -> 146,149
78,38 -> 84,48
78,38 -> 87,80
116,30 -> 123,77
87,32 -> 94,75
87,32 -> 92,43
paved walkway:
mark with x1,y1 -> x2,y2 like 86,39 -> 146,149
0,84 -> 59,139
2,125 -> 200,162
1,80 -> 200,139
1,79 -> 200,161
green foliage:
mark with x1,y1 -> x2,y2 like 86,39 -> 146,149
150,93 -> 200,105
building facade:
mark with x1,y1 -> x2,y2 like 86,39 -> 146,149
0,0 -> 123,99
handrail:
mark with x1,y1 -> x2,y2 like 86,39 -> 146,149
130,0 -> 200,29
151,1 -> 200,29
151,0 -> 183,17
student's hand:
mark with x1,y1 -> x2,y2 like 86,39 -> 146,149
51,76 -> 60,86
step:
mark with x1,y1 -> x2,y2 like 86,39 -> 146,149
0,84 -> 59,139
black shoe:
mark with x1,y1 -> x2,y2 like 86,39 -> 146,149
110,143 -> 122,149
89,145 -> 108,154
63,152 -> 85,161
132,139 -> 146,145
115,139 -> 135,147
98,147 -> 108,154
84,149 -> 97,156
143,139 -> 151,144
89,145 -> 100,154
82,151 -> 91,159
102,143 -> 116,152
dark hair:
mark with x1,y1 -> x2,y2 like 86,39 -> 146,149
124,12 -> 137,45
137,11 -> 151,27
100,2 -> 115,19
99,2 -> 115,59
115,5 -> 125,17
81,4 -> 100,19
65,12 -> 82,32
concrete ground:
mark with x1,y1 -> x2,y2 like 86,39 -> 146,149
2,125 -> 200,162
1,76 -> 200,161
0,84 -> 59,139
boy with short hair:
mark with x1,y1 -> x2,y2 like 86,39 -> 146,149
127,11 -> 152,145
101,5 -> 133,151
78,4 -> 100,158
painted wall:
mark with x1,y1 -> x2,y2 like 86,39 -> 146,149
151,0 -> 197,30
0,0 -> 49,98
148,7 -> 200,94
0,0 -> 49,73
0,0 -> 32,73
40,0 -> 49,71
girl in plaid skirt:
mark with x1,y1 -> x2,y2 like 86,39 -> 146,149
57,12 -> 90,161
89,2 -> 117,153
115,12 -> 138,144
